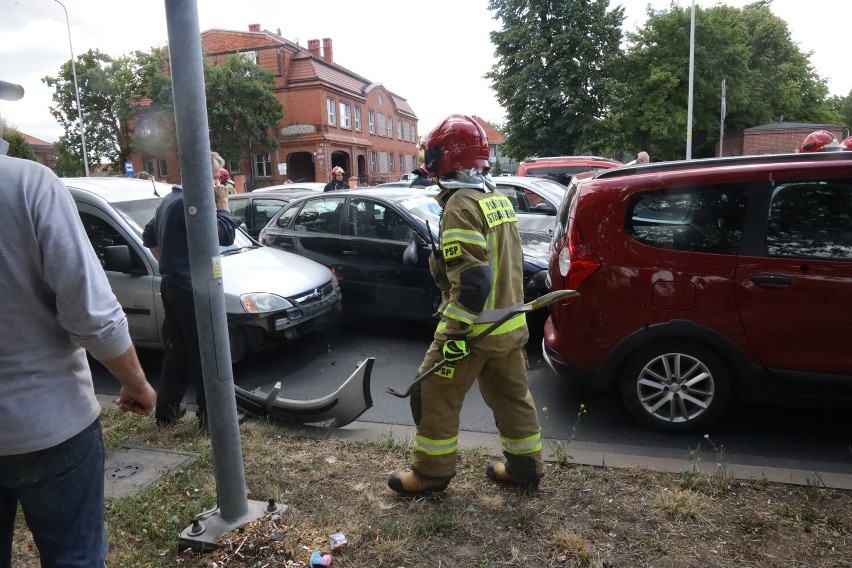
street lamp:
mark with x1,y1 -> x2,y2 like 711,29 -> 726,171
55,0 -> 89,176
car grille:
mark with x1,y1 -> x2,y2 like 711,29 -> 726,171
275,281 -> 340,331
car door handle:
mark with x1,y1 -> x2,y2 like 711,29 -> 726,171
343,250 -> 359,256
751,274 -> 793,290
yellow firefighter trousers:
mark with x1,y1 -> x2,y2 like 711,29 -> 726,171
410,339 -> 543,479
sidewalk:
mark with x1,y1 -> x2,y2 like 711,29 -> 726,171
97,394 -> 852,490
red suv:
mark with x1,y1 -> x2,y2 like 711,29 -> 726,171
518,156 -> 622,185
543,152 -> 852,433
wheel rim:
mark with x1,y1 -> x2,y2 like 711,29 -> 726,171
635,352 -> 715,424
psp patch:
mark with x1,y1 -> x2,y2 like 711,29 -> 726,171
442,242 -> 463,262
435,365 -> 455,379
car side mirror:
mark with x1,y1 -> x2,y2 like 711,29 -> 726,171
534,202 -> 556,215
403,239 -> 420,266
104,245 -> 143,275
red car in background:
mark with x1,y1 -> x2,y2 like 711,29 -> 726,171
543,152 -> 852,433
517,155 -> 622,185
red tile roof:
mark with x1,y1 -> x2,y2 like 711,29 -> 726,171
472,116 -> 505,144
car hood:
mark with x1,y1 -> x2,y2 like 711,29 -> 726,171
221,246 -> 334,302
519,230 -> 551,270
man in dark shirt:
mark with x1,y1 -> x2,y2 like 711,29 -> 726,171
324,166 -> 350,192
142,152 -> 241,429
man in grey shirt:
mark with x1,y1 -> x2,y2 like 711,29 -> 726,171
0,111 -> 157,566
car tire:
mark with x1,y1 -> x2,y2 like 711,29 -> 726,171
620,340 -> 731,434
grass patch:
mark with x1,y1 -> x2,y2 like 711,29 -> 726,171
10,408 -> 852,567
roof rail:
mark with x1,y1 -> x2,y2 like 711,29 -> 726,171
522,155 -> 619,163
595,152 -> 852,180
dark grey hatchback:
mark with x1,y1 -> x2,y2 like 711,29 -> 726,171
258,188 -> 551,321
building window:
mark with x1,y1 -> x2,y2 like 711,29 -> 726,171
229,161 -> 241,175
490,144 -> 497,160
397,120 -> 402,140
327,97 -> 336,126
241,50 -> 258,64
369,111 -> 375,134
378,94 -> 383,106
339,102 -> 351,129
387,116 -> 393,138
412,124 -> 417,143
354,106 -> 362,131
389,153 -> 395,172
403,122 -> 411,142
377,114 -> 386,138
370,151 -> 377,173
157,159 -> 168,177
254,153 -> 272,177
379,152 -> 388,174
144,159 -> 155,175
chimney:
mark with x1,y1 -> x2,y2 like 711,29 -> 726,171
307,39 -> 321,59
248,23 -> 261,32
322,38 -> 333,63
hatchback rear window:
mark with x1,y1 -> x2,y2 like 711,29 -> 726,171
627,184 -> 748,254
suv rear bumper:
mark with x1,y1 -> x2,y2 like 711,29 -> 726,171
541,338 -> 601,389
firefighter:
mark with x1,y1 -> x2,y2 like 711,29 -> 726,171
840,136 -> 852,151
797,130 -> 841,153
388,114 -> 544,495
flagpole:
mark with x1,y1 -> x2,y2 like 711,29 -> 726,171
686,0 -> 696,160
719,78 -> 726,157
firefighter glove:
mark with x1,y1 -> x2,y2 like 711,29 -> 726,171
443,337 -> 470,363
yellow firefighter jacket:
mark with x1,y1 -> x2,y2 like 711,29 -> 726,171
430,186 -> 529,356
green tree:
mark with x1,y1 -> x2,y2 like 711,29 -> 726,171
206,54 -> 284,177
2,128 -> 37,161
43,49 -> 147,173
827,90 -> 852,129
487,0 -> 624,160
589,2 -> 839,160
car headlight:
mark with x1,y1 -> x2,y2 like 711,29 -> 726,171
240,293 -> 293,314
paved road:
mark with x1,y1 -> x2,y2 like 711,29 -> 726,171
91,316 -> 852,477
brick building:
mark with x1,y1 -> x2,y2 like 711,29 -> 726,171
19,132 -> 56,171
131,24 -> 419,189
717,122 -> 847,156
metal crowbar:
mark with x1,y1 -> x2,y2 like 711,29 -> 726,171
385,289 -> 580,398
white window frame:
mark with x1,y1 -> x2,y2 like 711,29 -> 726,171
339,101 -> 351,129
254,153 -> 272,177
327,97 -> 336,126
389,153 -> 395,172
397,120 -> 402,140
370,151 -> 377,173
354,106 -> 362,131
369,110 -> 375,134
387,116 -> 393,138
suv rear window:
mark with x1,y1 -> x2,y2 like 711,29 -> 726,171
767,180 -> 852,259
627,184 -> 748,254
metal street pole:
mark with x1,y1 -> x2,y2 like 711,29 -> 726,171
163,0 -> 276,551
686,0 -> 696,160
54,0 -> 89,176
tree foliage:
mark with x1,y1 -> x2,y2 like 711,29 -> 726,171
487,0 -> 624,160
585,2 -> 839,160
2,128 -> 37,161
205,54 -> 284,170
827,90 -> 852,130
43,49 -> 149,173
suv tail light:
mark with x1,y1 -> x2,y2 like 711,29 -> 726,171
559,219 -> 601,291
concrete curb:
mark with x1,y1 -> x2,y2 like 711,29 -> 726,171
97,395 -> 852,490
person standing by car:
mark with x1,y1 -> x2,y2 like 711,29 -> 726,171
0,107 -> 156,565
388,114 -> 544,495
324,166 -> 350,192
143,151 -> 241,429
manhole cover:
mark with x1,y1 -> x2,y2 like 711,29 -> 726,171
108,464 -> 144,479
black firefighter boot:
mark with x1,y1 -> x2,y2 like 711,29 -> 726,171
486,454 -> 543,490
388,469 -> 452,496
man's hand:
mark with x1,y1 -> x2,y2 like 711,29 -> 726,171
214,182 -> 229,210
99,346 -> 156,416
116,383 -> 156,416
443,336 -> 470,363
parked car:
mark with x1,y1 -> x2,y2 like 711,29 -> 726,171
228,188 -> 317,238
518,156 -> 622,185
251,182 -> 326,193
542,152 -> 852,433
492,175 -> 567,234
64,176 -> 342,362
258,188 -> 551,321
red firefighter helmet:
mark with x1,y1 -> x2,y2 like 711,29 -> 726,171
219,168 -> 230,182
840,136 -> 852,151
331,166 -> 345,175
420,114 -> 490,177
797,130 -> 841,153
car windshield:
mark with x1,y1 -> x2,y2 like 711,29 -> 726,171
113,197 -> 255,252
400,195 -> 442,240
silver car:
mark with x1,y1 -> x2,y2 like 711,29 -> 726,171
64,177 -> 342,362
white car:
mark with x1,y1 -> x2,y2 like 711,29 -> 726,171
64,177 -> 341,362
251,182 -> 326,193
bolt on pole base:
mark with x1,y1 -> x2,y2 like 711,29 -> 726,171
177,499 -> 288,553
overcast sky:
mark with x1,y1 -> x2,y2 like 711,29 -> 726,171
1,0 -> 848,143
